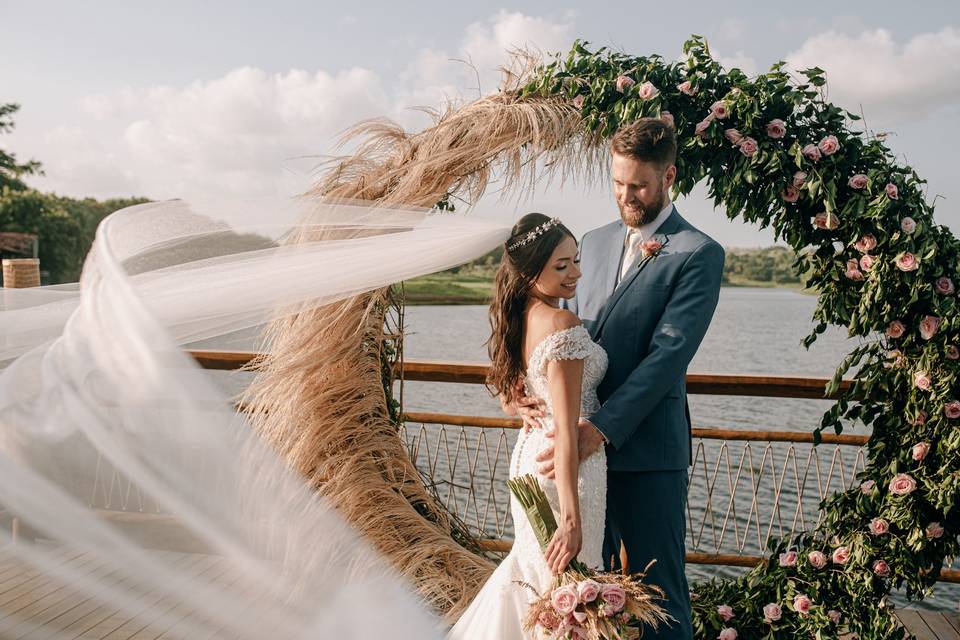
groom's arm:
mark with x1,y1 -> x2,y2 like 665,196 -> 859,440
589,241 -> 724,450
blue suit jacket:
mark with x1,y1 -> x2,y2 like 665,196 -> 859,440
568,207 -> 724,472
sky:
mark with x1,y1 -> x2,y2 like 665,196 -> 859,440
2,1 -> 959,245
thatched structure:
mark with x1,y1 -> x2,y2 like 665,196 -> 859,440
243,54 -> 603,619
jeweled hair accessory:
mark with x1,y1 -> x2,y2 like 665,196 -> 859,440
507,217 -> 562,252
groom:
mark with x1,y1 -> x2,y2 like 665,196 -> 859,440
518,117 -> 724,639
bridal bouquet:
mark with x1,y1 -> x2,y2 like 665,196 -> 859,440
507,475 -> 669,640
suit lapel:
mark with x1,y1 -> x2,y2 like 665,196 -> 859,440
591,208 -> 681,339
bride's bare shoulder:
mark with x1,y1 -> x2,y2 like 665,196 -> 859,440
527,306 -> 581,342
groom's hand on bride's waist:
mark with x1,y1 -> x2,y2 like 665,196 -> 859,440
514,395 -> 546,433
535,419 -> 606,479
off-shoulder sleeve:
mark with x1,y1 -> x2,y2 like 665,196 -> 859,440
535,325 -> 593,374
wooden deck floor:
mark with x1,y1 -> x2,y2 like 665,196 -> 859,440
0,547 -> 955,638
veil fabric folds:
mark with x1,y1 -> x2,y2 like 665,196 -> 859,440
0,198 -> 512,638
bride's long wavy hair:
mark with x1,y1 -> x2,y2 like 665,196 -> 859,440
486,213 -> 574,400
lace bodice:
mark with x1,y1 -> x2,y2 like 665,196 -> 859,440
523,325 -> 607,418
450,325 -> 609,639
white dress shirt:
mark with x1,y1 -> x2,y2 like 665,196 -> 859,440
618,198 -> 673,283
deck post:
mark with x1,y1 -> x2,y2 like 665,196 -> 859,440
1,258 -> 41,288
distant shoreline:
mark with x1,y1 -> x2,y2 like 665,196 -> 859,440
402,280 -> 812,305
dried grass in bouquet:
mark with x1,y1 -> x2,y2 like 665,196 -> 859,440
507,475 -> 671,639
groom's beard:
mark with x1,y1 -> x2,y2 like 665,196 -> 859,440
618,183 -> 667,227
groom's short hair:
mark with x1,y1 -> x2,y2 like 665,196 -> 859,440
610,118 -> 676,170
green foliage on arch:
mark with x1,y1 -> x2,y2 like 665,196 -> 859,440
521,36 -> 960,639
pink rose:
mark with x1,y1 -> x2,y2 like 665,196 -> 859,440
832,546 -> 850,564
895,252 -> 919,272
660,111 -> 675,128
576,579 -> 601,603
936,277 -> 955,295
724,128 -> 743,144
600,584 -> 626,613
638,81 -> 659,100
778,550 -> 798,567
926,522 -> 945,539
848,174 -> 869,189
828,610 -> 842,624
719,628 -> 738,640
615,75 -> 636,93
861,480 -> 876,494
802,143 -> 822,162
572,94 -> 585,109
793,594 -> 813,615
640,239 -> 663,258
818,135 -> 840,155
919,315 -> 940,340
763,602 -> 782,623
886,321 -> 906,339
538,610 -> 560,630
912,442 -> 930,461
766,119 -> 787,138
782,185 -> 800,202
717,604 -> 735,621
677,80 -> 697,96
808,550 -> 827,569
845,267 -> 864,281
793,171 -> 807,187
813,212 -> 840,230
551,584 -> 579,615
695,117 -> 713,138
901,217 -> 917,234
870,517 -> 890,535
915,410 -> 929,425
889,473 -> 917,495
859,255 -> 875,271
944,400 -> 960,419
873,559 -> 890,577
855,234 -> 877,253
572,610 -> 587,624
947,345 -> 960,360
914,370 -> 932,391
885,182 -> 899,199
739,137 -> 759,157
710,101 -> 729,119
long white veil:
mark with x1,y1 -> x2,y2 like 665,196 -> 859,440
0,197 -> 511,638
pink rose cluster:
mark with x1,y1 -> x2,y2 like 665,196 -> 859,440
542,580 -> 630,639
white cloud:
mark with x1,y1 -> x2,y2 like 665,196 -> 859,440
785,27 -> 960,125
30,66 -> 392,200
400,10 -> 576,100
20,10 -> 579,202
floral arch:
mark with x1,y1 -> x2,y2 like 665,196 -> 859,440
244,37 -> 959,638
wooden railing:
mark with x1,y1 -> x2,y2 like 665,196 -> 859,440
187,349 -> 958,584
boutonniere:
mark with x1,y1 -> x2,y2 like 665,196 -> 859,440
640,239 -> 663,260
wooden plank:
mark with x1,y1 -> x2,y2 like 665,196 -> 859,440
401,411 -> 871,445
7,553 -> 177,640
27,552 -> 202,640
919,611 -> 960,640
897,609 -> 937,640
188,350 -> 859,400
57,553 -> 212,639
99,557 -> 230,639
943,612 -> 960,636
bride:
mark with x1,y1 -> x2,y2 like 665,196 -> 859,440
450,213 -> 608,639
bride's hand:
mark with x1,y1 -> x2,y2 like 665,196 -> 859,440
544,520 -> 582,575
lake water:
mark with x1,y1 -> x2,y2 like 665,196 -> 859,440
396,288 -> 957,611
199,287 -> 957,610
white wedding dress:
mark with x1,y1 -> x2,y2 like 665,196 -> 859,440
450,324 -> 609,640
